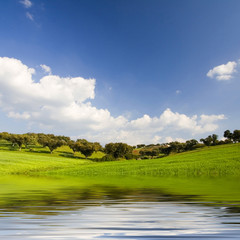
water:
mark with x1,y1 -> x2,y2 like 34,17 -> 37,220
0,176 -> 240,239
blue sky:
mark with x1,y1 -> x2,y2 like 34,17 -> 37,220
0,0 -> 239,144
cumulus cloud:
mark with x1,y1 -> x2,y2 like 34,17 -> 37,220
40,64 -> 52,75
129,108 -> 225,136
20,0 -> 32,8
0,57 -> 226,145
207,61 -> 237,81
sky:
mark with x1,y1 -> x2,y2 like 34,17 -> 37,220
0,0 -> 240,145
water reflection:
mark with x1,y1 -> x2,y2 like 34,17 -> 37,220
0,176 -> 240,239
1,201 -> 240,239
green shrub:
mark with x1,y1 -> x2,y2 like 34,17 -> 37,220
125,153 -> 138,160
101,154 -> 116,162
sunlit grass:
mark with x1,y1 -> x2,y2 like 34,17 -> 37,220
43,143 -> 240,177
0,141 -> 239,177
0,150 -> 91,175
0,142 -> 239,213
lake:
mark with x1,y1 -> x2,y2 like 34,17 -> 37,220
0,176 -> 240,239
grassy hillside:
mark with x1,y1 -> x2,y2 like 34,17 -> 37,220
0,150 -> 92,175
44,143 -> 240,177
0,143 -> 239,211
0,142 -> 239,177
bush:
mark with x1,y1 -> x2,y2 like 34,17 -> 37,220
101,154 -> 116,162
125,153 -> 138,160
142,156 -> 150,159
90,158 -> 103,162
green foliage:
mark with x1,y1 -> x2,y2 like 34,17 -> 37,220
125,153 -> 138,160
23,133 -> 38,148
104,142 -> 133,159
37,134 -> 69,153
233,130 -> 240,143
223,129 -> 240,143
137,144 -> 145,148
68,140 -> 78,153
139,149 -> 159,158
224,130 -> 233,141
101,154 -> 116,162
185,139 -> 198,150
68,139 -> 102,158
200,134 -> 218,146
159,145 -> 172,155
90,151 -> 105,158
75,139 -> 95,158
0,133 -> 38,151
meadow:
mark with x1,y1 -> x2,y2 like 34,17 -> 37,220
0,140 -> 239,177
0,141 -> 239,213
45,143 -> 240,177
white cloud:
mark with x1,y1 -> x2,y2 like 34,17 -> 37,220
26,12 -> 34,21
20,0 -> 32,8
8,111 -> 30,120
0,57 -> 226,145
129,108 -> 224,137
207,61 -> 237,81
165,137 -> 186,143
199,114 -> 226,124
40,64 -> 52,75
176,90 -> 181,94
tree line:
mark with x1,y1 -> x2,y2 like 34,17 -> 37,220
0,132 -> 102,157
0,129 -> 239,161
136,129 -> 240,159
0,132 -> 133,160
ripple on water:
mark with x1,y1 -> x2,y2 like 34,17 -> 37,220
0,201 -> 240,239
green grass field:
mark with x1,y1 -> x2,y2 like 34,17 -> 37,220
0,141 -> 239,177
0,142 -> 239,211
40,143 -> 240,177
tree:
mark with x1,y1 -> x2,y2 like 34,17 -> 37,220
200,134 -> 218,146
139,148 -> 159,158
200,135 -> 212,146
9,134 -> 25,150
93,142 -> 103,152
224,130 -> 233,141
47,138 -> 65,153
232,130 -> 240,143
169,141 -> 185,153
23,133 -> 37,149
211,134 -> 218,146
137,144 -> 145,148
159,145 -> 172,155
75,139 -> 95,158
0,132 -> 37,150
68,139 -> 102,158
0,132 -> 11,142
185,139 -> 198,151
37,133 -> 51,148
37,134 -> 67,153
104,142 -> 133,159
68,140 -> 78,153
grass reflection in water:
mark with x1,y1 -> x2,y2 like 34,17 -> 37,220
0,175 -> 239,215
